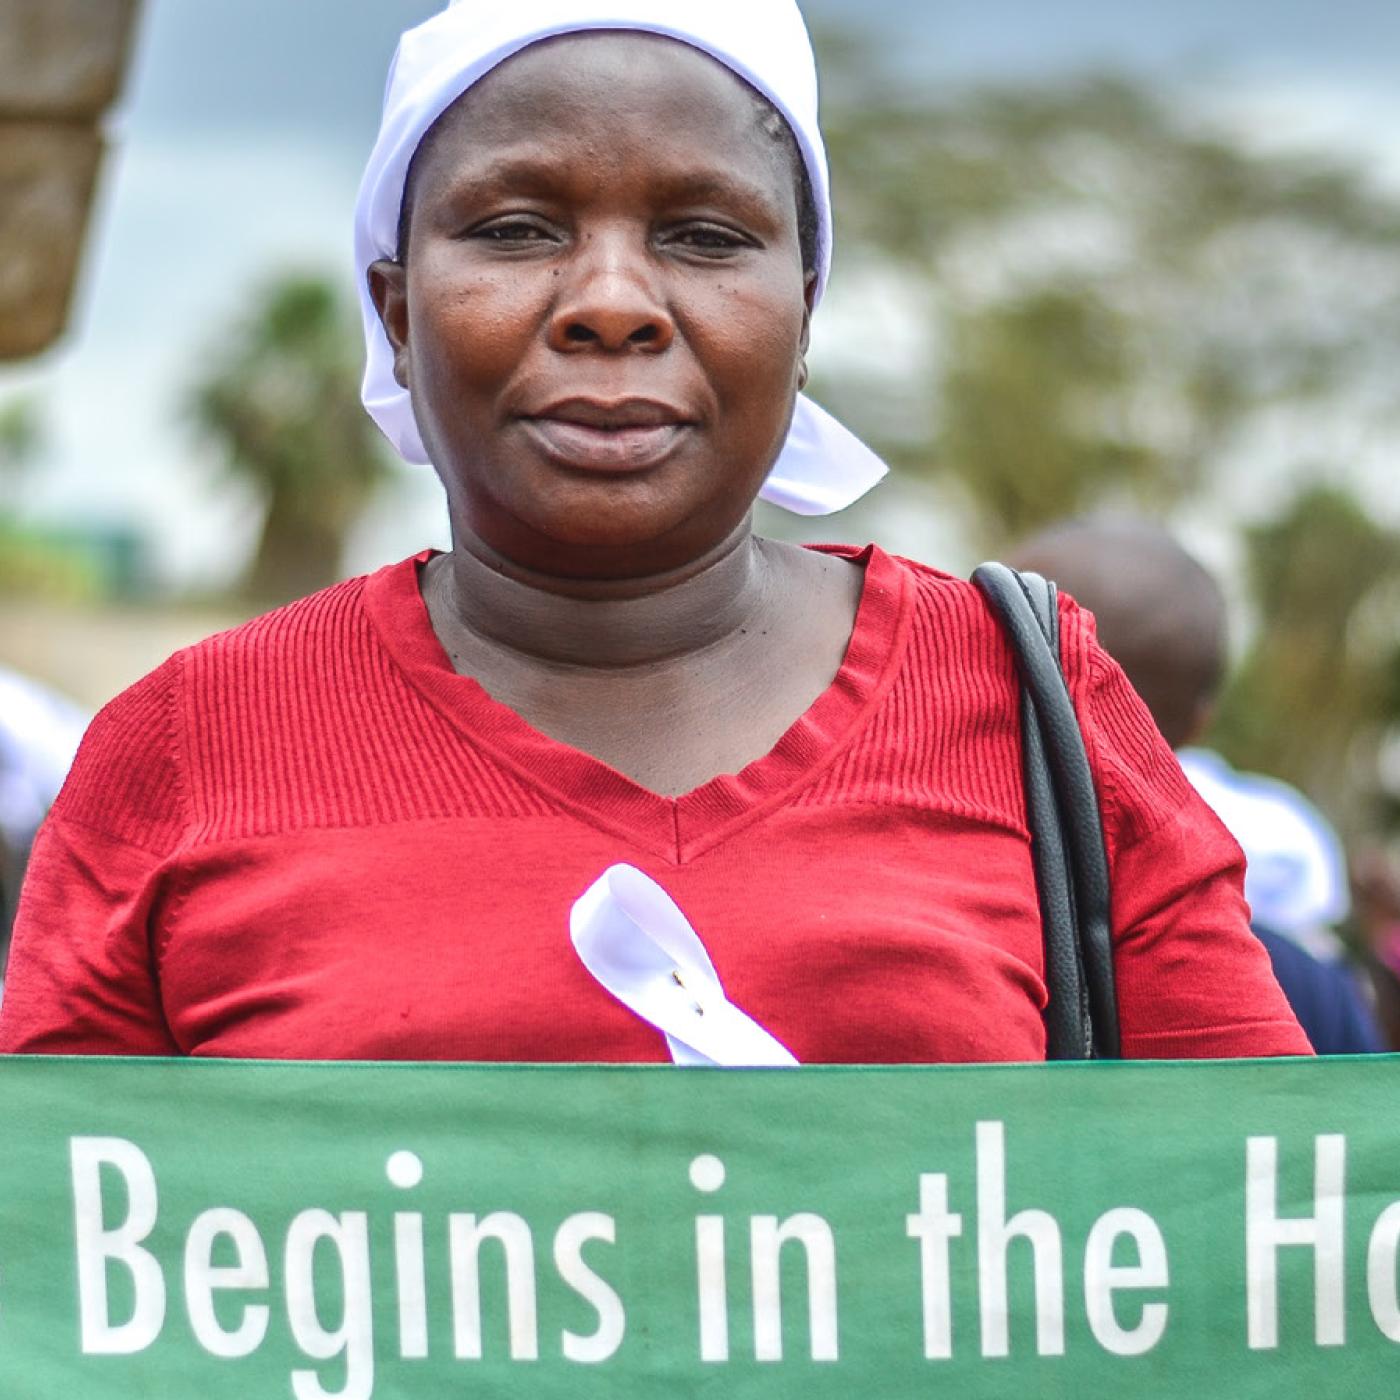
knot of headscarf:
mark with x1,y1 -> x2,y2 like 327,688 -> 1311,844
353,0 -> 889,516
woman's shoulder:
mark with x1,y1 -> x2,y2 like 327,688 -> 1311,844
179,568 -> 385,670
857,547 -> 1196,845
882,548 -> 1104,644
878,547 -> 1044,679
84,566 -> 388,736
807,542 -> 1009,631
49,561 -> 413,850
866,547 -> 1123,684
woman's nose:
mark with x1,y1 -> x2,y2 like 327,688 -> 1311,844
547,236 -> 675,353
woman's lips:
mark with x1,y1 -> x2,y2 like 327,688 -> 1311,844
521,417 -> 687,472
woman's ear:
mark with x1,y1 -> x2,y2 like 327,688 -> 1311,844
367,259 -> 411,389
797,269 -> 817,390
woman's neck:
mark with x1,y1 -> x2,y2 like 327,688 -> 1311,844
422,522 -> 780,672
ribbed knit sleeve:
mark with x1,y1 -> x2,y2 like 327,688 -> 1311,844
1057,595 -> 1312,1058
51,652 -> 189,850
0,656 -> 186,1054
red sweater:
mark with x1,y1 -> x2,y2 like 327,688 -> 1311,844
0,545 -> 1309,1062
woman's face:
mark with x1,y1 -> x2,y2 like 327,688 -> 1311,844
370,32 -> 814,578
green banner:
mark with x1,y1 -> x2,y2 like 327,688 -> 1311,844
1,1056 -> 1398,1397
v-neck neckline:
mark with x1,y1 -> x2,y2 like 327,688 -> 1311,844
363,542 -> 913,864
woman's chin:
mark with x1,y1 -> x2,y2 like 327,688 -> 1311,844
484,496 -> 745,579
533,506 -> 704,558
479,468 -> 739,555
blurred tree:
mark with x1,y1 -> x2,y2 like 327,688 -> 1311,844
1379,644 -> 1400,834
813,38 -> 1400,550
936,288 -> 1160,541
188,273 -> 390,603
0,395 -> 43,488
0,398 -> 151,600
1209,486 -> 1400,833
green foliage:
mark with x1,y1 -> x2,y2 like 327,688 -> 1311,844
0,396 -> 44,486
1209,488 -> 1400,831
0,397 -> 72,600
0,521 -> 105,602
937,288 -> 1162,541
187,273 -> 391,603
815,40 -> 1400,551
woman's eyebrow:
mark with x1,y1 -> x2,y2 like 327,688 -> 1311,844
433,154 -> 781,216
432,154 -> 571,199
651,171 -> 782,214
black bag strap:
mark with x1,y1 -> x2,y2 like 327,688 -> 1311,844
972,562 -> 1120,1059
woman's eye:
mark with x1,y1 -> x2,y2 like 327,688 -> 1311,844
670,225 -> 749,254
472,220 -> 554,243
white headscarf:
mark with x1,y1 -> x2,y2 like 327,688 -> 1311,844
353,0 -> 889,516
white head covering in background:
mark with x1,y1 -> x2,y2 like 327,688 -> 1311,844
353,0 -> 889,516
0,666 -> 89,852
1179,748 -> 1351,952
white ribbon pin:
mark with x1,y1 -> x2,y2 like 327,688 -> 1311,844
570,864 -> 799,1067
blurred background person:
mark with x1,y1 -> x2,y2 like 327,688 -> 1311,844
1352,847 -> 1400,1050
0,665 -> 89,991
1010,518 -> 1386,1054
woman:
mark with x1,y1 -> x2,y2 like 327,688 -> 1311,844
0,1 -> 1308,1062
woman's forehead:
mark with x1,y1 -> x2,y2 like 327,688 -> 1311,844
418,31 -> 788,175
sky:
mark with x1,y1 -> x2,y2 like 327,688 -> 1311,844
5,0 -> 1400,589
